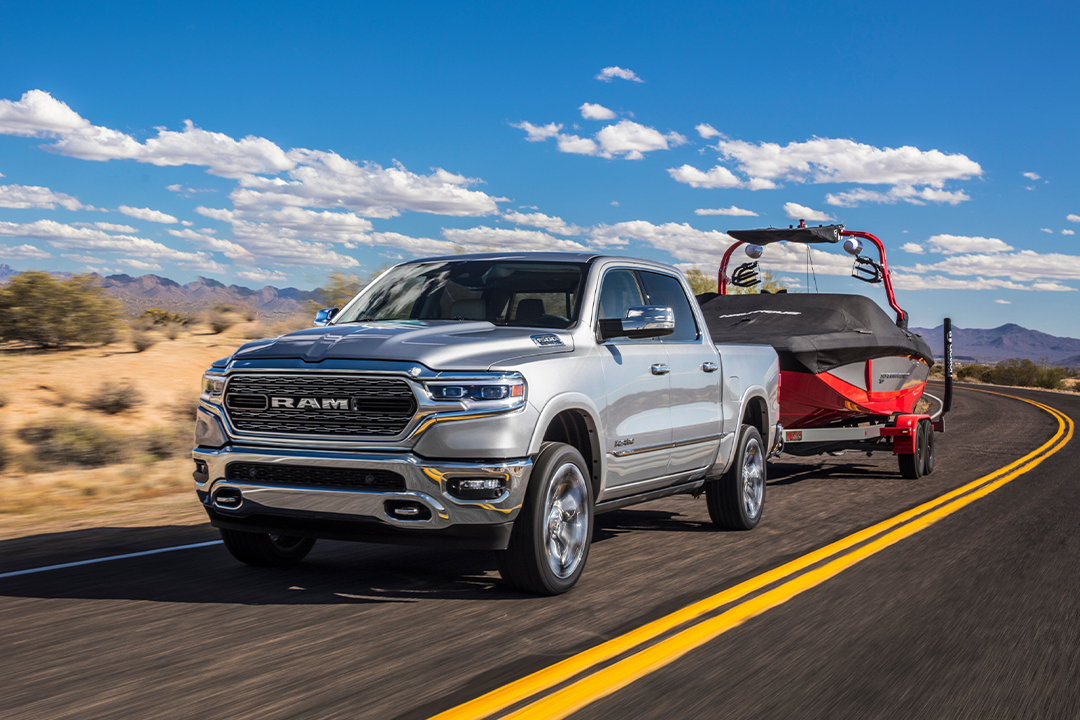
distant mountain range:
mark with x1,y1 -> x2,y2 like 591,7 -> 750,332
911,323 -> 1080,367
0,264 -> 317,316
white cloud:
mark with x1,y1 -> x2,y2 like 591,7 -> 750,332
892,273 -> 1075,292
0,183 -> 87,211
825,186 -> 970,207
166,183 -> 216,196
589,221 -> 728,260
235,153 -> 501,218
0,218 -> 215,267
61,254 -> 107,263
579,103 -> 616,120
118,205 -> 179,224
592,121 -> 686,159
1023,172 -> 1040,180
512,121 -> 562,142
119,258 -> 163,271
235,268 -> 288,283
442,226 -> 588,252
94,222 -> 138,233
503,211 -> 582,235
668,164 -> 744,189
782,202 -> 834,222
1064,229 -> 1076,236
555,133 -> 600,156
166,227 -> 254,261
696,124 -> 722,139
0,243 -> 51,259
995,299 -> 1011,304
181,220 -> 193,226
1041,228 -> 1055,233
924,234 -> 1013,255
596,66 -> 643,83
610,201 -> 619,206
694,206 -> 759,217
901,242 -> 925,254
1068,214 -> 1080,223
906,251 -> 1080,282
713,136 -> 982,187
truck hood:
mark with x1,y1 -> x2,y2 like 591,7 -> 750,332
230,320 -> 575,370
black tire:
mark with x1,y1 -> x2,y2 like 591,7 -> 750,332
921,419 -> 935,475
496,442 -> 594,595
706,424 -> 765,530
898,421 -> 925,479
220,528 -> 316,567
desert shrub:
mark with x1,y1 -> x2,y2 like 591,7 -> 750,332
730,270 -> 788,295
211,304 -> 236,313
304,269 -> 385,315
956,363 -> 991,382
85,379 -> 142,414
173,392 -> 201,422
129,315 -> 156,332
131,329 -> 158,352
163,322 -> 185,340
241,305 -> 258,322
17,417 -> 126,468
270,314 -> 314,335
0,389 -> 8,408
208,309 -> 236,334
0,272 -> 122,348
989,358 -> 1064,390
0,437 -> 9,473
142,426 -> 186,461
242,322 -> 272,340
142,308 -> 192,326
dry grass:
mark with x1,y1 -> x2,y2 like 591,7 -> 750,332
0,326 -> 253,538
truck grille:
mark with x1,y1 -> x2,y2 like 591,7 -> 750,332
223,374 -> 418,437
225,462 -> 407,491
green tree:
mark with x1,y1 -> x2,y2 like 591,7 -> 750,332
0,272 -> 121,348
684,268 -> 718,296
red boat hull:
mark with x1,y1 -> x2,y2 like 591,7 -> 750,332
779,367 -> 927,429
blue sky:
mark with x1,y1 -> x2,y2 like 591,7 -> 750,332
1,1 -> 1079,335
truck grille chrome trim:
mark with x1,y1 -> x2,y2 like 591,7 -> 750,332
223,374 -> 418,437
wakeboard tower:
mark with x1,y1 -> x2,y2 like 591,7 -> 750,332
697,223 -> 953,479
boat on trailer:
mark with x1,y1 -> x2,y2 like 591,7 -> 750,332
697,223 -> 953,479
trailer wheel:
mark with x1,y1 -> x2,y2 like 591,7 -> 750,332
496,442 -> 593,595
898,422 -> 925,479
219,529 -> 316,566
921,419 -> 935,475
706,424 -> 765,530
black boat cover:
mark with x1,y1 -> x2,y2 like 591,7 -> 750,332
727,225 -> 843,246
697,293 -> 934,374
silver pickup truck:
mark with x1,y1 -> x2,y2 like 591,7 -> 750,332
193,253 -> 779,594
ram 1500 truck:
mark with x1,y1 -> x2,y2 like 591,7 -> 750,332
194,253 -> 780,594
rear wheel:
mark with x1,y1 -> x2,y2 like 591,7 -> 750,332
921,419 -> 935,475
898,421 -> 926,479
220,528 -> 316,566
496,442 -> 593,595
706,424 -> 765,530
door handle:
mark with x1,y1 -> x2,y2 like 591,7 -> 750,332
651,363 -> 670,375
702,361 -> 719,372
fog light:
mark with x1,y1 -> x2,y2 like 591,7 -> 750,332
447,477 -> 507,500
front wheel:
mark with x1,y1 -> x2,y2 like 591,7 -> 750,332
220,528 -> 316,566
496,442 -> 594,595
706,424 -> 766,530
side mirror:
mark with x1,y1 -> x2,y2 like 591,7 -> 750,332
598,306 -> 675,340
314,307 -> 339,327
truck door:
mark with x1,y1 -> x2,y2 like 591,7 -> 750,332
595,268 -> 673,496
637,270 -> 722,476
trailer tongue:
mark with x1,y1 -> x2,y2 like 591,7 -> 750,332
699,224 -> 951,479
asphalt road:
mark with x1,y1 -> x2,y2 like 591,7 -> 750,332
1,384 -> 1077,719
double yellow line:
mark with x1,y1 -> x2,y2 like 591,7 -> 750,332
432,389 -> 1073,720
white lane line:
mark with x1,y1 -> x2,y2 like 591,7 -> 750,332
0,540 -> 224,580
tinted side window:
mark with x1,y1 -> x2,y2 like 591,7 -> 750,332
598,269 -> 645,320
638,271 -> 699,342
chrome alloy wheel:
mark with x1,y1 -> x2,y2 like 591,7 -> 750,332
543,462 -> 590,579
742,438 -> 765,520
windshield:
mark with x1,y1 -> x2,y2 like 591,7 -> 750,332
334,260 -> 589,329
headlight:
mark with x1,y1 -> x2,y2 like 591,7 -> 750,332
424,375 -> 526,405
201,373 -> 225,403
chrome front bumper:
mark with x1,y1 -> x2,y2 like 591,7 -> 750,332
193,445 -> 532,534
